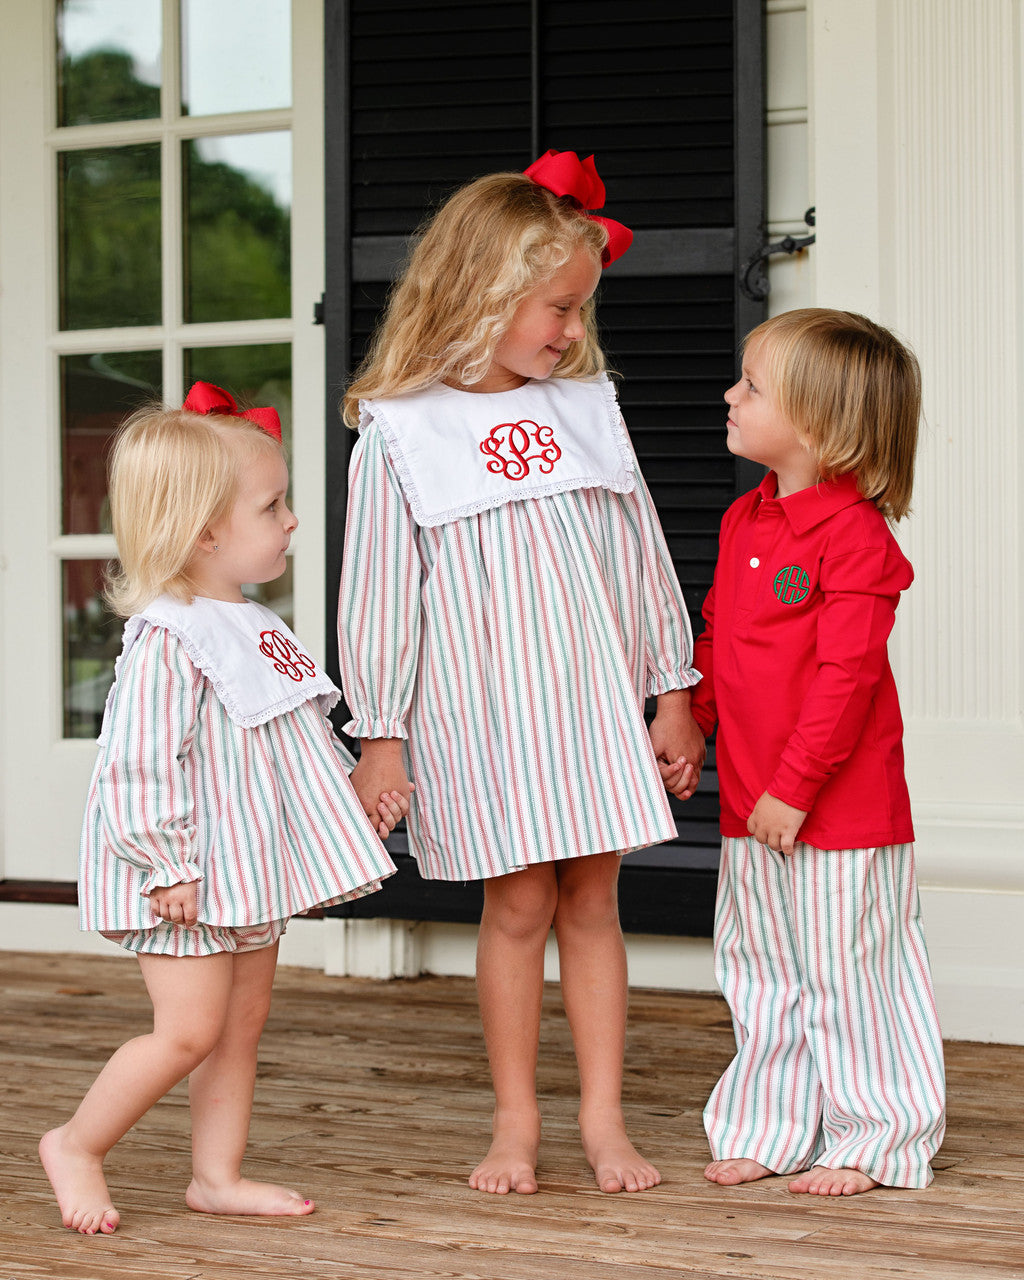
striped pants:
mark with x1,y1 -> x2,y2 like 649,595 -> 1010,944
703,838 -> 946,1188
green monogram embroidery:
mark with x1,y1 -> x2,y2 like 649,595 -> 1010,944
773,565 -> 810,604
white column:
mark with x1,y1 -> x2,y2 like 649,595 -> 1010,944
887,0 -> 1023,891
810,0 -> 1024,1041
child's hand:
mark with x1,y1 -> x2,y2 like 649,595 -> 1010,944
351,739 -> 414,838
649,690 -> 707,800
657,757 -> 700,800
374,788 -> 412,839
147,880 -> 200,927
747,792 -> 808,855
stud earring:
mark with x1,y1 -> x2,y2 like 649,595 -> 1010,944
213,544 -> 219,551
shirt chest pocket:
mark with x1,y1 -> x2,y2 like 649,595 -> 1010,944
733,547 -> 821,634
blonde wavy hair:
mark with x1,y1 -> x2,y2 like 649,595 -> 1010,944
745,308 -> 921,521
342,171 -> 610,426
104,404 -> 283,617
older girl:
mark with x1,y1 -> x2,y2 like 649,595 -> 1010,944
338,151 -> 704,1195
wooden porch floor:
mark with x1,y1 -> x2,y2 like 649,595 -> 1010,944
1,950 -> 1022,1280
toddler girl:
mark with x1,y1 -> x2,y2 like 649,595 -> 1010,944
692,309 -> 946,1195
40,383 -> 404,1234
338,150 -> 705,1195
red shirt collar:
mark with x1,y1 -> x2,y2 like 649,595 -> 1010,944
757,470 -> 867,534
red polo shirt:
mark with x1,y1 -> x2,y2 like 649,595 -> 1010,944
691,471 -> 914,849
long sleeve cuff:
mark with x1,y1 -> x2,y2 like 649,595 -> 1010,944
691,702 -> 716,738
140,865 -> 203,895
342,715 -> 408,741
646,666 -> 702,698
768,755 -> 831,813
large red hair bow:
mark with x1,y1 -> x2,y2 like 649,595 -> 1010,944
183,381 -> 282,443
524,149 -> 633,267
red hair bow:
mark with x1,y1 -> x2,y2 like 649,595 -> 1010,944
524,149 -> 633,266
183,381 -> 282,443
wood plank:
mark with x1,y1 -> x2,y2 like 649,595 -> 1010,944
1,951 -> 1022,1279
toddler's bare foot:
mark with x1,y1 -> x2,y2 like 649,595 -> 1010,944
580,1108 -> 660,1193
704,1157 -> 774,1185
788,1166 -> 880,1196
39,1126 -> 120,1235
185,1177 -> 315,1216
469,1107 -> 540,1195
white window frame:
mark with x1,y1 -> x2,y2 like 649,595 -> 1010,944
0,0 -> 324,881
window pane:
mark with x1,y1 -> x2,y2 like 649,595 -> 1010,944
181,0 -> 291,117
184,343 -> 292,454
63,560 -> 123,740
59,145 -> 162,330
57,0 -> 161,126
61,352 -> 162,535
183,134 -> 291,323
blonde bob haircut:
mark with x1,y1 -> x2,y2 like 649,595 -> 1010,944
342,171 -> 610,426
744,308 -> 921,521
104,404 -> 282,618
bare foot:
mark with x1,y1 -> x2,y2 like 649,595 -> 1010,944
185,1177 -> 315,1216
39,1126 -> 120,1235
469,1108 -> 540,1195
580,1109 -> 660,1193
788,1166 -> 880,1196
704,1157 -> 774,1186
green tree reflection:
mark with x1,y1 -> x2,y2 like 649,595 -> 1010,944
61,49 -> 290,331
185,145 -> 291,323
59,48 -> 160,126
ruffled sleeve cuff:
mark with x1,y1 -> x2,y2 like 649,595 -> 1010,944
140,865 -> 204,896
645,665 -> 702,698
342,715 -> 409,741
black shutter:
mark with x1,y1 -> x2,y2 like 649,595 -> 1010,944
325,0 -> 765,936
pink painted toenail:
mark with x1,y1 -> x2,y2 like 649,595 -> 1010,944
304,1200 -> 312,1205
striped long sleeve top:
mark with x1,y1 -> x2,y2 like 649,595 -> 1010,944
79,616 -> 395,931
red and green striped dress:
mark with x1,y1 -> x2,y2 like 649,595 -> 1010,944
338,375 -> 700,882
79,606 -> 396,933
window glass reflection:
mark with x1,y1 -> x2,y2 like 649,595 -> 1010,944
63,560 -> 123,740
61,352 -> 162,535
181,0 -> 291,117
184,344 -> 292,455
60,145 -> 162,330
57,0 -> 161,126
183,134 -> 291,323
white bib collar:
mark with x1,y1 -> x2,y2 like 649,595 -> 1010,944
360,374 -> 636,527
100,595 -> 340,740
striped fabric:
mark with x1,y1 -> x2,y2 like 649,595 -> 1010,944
704,837 -> 946,1188
338,409 -> 700,882
104,917 -> 287,958
79,624 -> 396,932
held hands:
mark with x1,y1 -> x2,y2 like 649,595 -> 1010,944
374,789 -> 412,838
148,880 -> 200,927
746,791 -> 808,855
351,738 -> 415,839
649,689 -> 708,801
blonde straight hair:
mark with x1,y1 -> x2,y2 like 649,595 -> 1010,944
342,172 -> 609,427
744,308 -> 921,521
104,406 -> 282,617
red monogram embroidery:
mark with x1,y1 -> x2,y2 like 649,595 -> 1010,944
258,630 -> 317,682
479,419 -> 562,481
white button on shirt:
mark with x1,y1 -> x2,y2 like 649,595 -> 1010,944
750,557 -> 760,567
